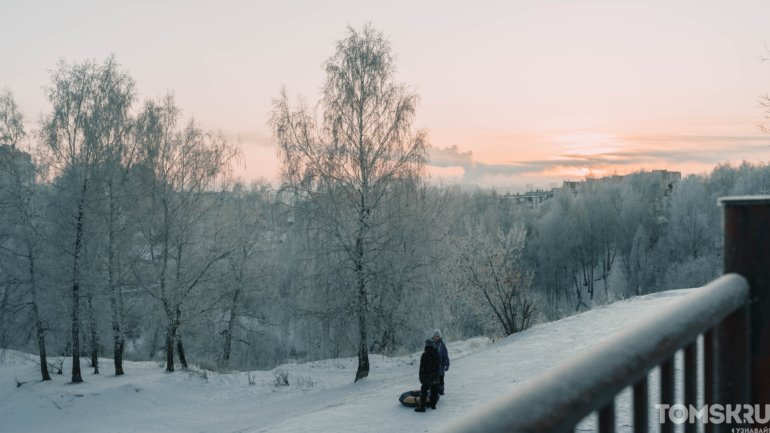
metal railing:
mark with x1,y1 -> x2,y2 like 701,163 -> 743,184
445,196 -> 770,433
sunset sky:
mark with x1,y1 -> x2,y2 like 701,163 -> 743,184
2,0 -> 770,188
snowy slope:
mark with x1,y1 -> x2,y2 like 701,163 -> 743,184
0,289 -> 693,433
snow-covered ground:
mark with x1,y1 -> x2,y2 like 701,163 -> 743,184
0,289 -> 693,433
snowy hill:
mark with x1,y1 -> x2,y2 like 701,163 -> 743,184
0,289 -> 693,433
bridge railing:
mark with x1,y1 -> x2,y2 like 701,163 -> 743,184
444,196 -> 770,433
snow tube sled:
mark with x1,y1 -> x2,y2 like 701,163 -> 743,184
399,390 -> 437,407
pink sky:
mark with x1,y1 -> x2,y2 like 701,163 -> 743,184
2,0 -> 770,188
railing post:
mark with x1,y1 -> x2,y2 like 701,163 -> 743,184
633,378 -> 648,433
661,358 -> 675,433
720,196 -> 770,427
714,305 -> 749,429
684,342 -> 697,433
704,330 -> 716,433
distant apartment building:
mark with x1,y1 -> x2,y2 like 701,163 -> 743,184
563,180 -> 580,196
652,169 -> 682,184
583,170 -> 680,188
500,169 -> 681,210
586,174 -> 625,184
516,190 -> 552,210
499,188 -> 553,210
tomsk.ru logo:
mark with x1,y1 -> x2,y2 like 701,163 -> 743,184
655,404 -> 770,425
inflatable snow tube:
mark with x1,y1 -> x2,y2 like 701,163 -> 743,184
399,390 -> 437,407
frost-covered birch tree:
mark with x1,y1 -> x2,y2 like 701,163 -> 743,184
451,222 -> 536,337
585,184 -> 621,299
218,181 -> 271,368
92,88 -> 140,376
572,193 -> 600,300
269,24 -> 428,382
39,56 -> 135,383
135,93 -> 240,372
0,88 -> 51,381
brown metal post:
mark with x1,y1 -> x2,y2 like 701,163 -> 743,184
714,305 -> 749,429
661,358 -> 675,433
704,330 -> 715,433
633,378 -> 648,433
598,402 -> 615,433
684,342 -> 697,433
720,196 -> 770,427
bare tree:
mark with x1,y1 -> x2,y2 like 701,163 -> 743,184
451,222 -> 536,337
135,93 -> 240,372
626,226 -> 654,295
533,194 -> 579,307
665,177 -> 712,260
219,181 -> 271,367
269,24 -> 428,381
94,87 -> 139,376
0,88 -> 51,381
39,55 -> 135,382
584,184 -> 621,299
366,181 -> 449,354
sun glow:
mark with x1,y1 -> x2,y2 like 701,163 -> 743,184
553,134 -> 627,156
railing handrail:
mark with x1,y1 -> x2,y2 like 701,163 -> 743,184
444,274 -> 749,433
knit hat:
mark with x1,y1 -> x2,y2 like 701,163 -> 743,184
432,329 -> 441,339
425,339 -> 435,348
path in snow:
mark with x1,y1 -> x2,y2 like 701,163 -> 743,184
0,289 -> 693,433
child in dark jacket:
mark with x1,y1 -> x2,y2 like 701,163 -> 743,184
415,338 -> 441,412
432,329 -> 450,395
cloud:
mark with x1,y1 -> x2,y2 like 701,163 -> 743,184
460,162 -> 543,183
226,130 -> 274,148
427,135 -> 770,185
556,137 -> 770,167
428,145 -> 474,169
429,145 -> 545,183
429,145 -> 546,183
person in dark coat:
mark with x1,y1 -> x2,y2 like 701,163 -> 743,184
432,329 -> 450,395
415,338 -> 441,412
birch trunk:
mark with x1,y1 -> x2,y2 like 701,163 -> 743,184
354,233 -> 369,382
176,332 -> 187,368
107,183 -> 124,375
149,325 -> 160,359
70,186 -> 87,383
222,289 -> 239,366
87,293 -> 99,374
355,277 -> 369,382
0,284 -> 9,351
160,200 -> 175,372
173,250 -> 187,369
165,329 -> 175,372
354,131 -> 371,382
29,253 -> 51,381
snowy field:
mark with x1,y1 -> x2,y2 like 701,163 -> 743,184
0,289 -> 693,433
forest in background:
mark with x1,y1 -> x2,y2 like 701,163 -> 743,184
2,25 -> 770,384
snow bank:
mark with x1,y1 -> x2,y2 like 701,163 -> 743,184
0,289 -> 693,433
